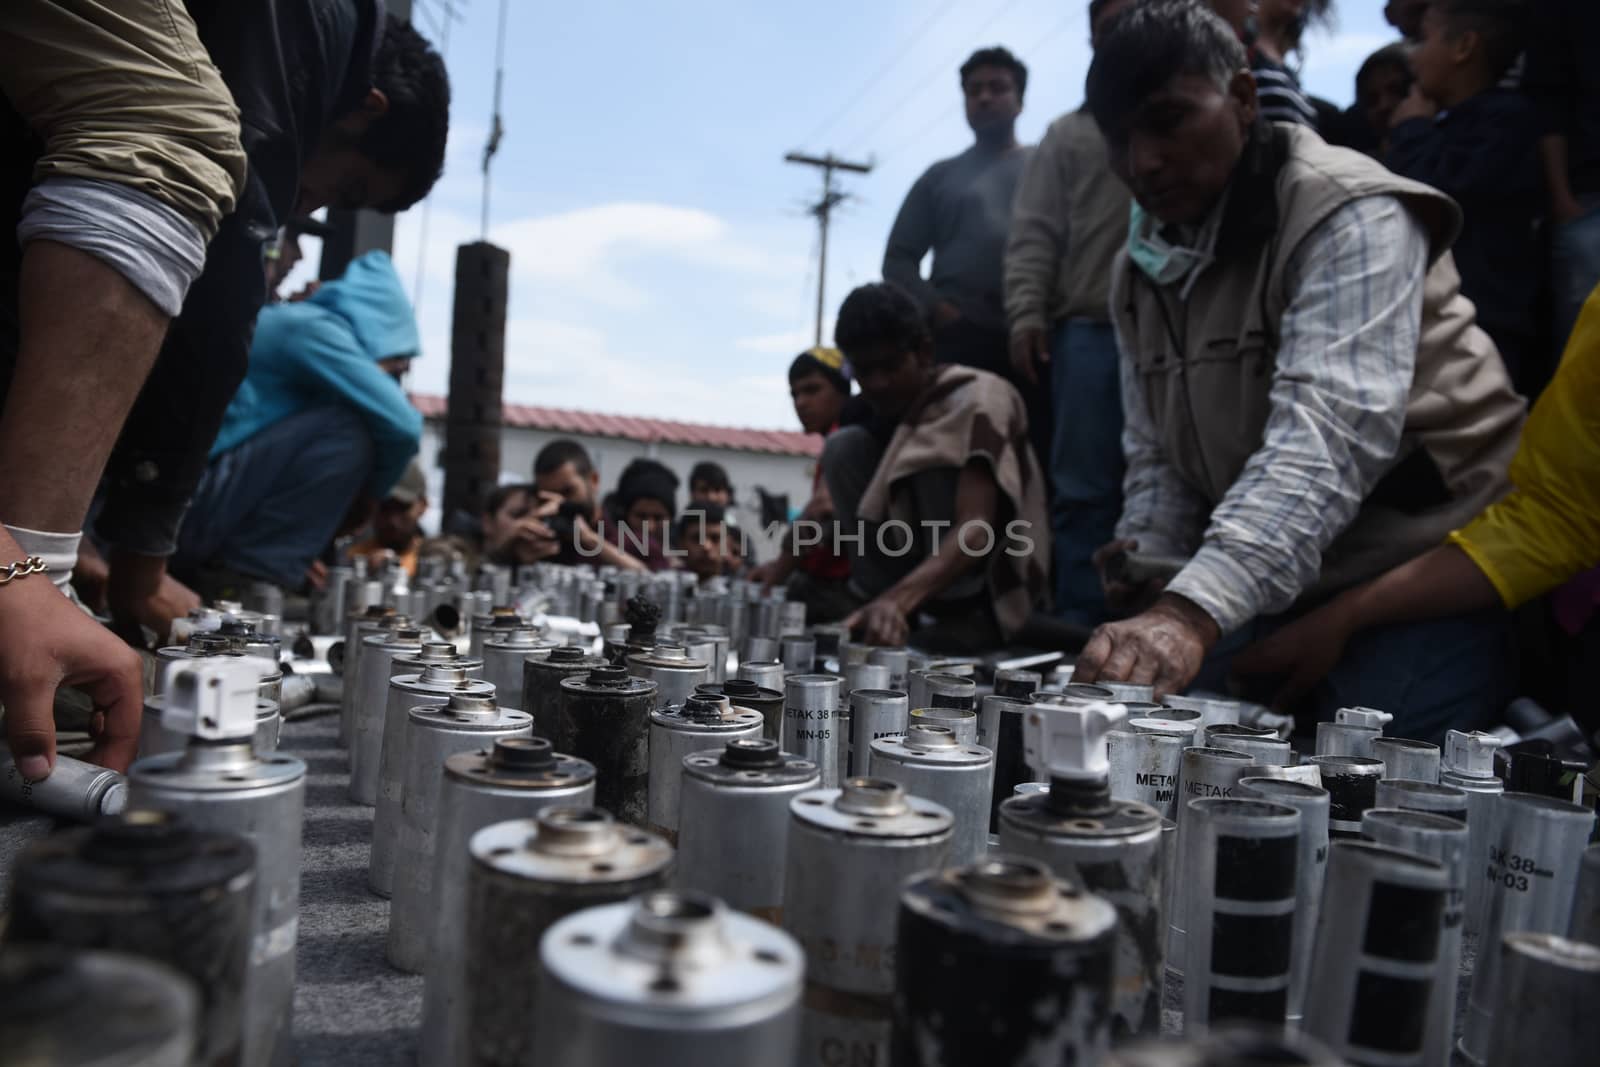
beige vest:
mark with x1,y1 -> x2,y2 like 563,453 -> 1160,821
1109,125 -> 1524,601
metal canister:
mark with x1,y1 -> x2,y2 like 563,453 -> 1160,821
0,746 -> 128,820
779,634 -> 816,676
1571,843 -> 1600,944
782,674 -> 843,788
697,678 -> 785,742
483,628 -> 558,710
1373,737 -> 1441,783
1233,778 -> 1329,1027
1167,747 -> 1254,979
737,657 -> 785,694
553,666 -> 659,825
778,599 -> 807,636
1180,798 -> 1301,1031
647,694 -> 764,840
850,688 -> 909,778
992,668 -> 1041,700
685,624 -> 731,683
998,773 -> 1167,1038
785,779 -> 952,1067
536,891 -> 803,1066
1439,729 -> 1505,937
809,622 -> 848,669
981,694 -> 1035,832
745,635 -> 780,663
140,695 -> 280,761
1460,792 -> 1596,1064
416,738 -> 596,1067
153,633 -> 281,704
1099,681 -> 1156,703
1374,778 -> 1469,822
387,694 -> 534,971
1108,730 -> 1186,821
1131,710 -> 1204,746
470,607 -> 525,659
0,946 -> 200,1067
868,725 -> 994,865
1314,721 -> 1380,758
337,605 -> 396,744
675,739 -> 819,922
524,647 -> 607,740
1361,808 -> 1469,1067
349,634 -> 447,804
1204,723 -> 1291,766
1104,1024 -> 1346,1066
1240,761 -> 1322,788
866,646 -> 909,692
1305,842 -> 1450,1066
369,668 -> 497,894
893,859 -> 1117,1065
908,705 -> 978,746
1308,755 -> 1384,839
923,672 -> 977,712
841,661 -> 891,704
5,809 -> 255,1066
128,738 -> 304,1067
627,646 -> 710,711
1335,706 -> 1394,731
464,809 -> 673,1067
1484,933 -> 1600,1067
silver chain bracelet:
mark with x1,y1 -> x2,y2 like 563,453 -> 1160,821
0,556 -> 49,585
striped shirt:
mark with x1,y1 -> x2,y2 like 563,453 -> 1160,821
1252,53 -> 1318,128
1114,195 -> 1430,634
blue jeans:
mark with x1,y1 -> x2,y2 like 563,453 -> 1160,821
174,406 -> 376,587
1200,608 -> 1513,747
1552,199 -> 1600,357
1050,319 -> 1125,628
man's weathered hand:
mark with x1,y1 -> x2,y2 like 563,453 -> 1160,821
1009,326 -> 1047,387
1232,600 -> 1356,710
844,597 -> 911,648
0,576 -> 143,775
1074,593 -> 1220,698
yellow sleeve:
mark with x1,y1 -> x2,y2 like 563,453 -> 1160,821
1448,285 -> 1600,608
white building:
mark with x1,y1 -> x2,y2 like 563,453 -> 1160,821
412,395 -> 820,558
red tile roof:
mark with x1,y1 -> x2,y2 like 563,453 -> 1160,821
410,394 -> 820,458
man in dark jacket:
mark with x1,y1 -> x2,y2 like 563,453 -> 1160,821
0,2 -> 448,779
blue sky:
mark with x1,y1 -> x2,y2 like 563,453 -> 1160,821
331,0 -> 1400,429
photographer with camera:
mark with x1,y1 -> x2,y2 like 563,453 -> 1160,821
530,439 -> 647,571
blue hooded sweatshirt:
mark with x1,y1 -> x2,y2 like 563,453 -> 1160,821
211,250 -> 424,498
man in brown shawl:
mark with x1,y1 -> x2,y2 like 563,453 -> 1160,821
822,282 -> 1051,652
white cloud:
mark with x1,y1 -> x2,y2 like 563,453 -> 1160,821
735,329 -> 814,355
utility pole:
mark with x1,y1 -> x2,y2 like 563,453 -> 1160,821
785,152 -> 872,346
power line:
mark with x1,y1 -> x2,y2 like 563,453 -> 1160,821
784,152 -> 874,346
412,0 -> 458,314
796,0 -> 965,150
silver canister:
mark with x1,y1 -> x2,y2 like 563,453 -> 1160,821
868,724 -> 995,865
1571,843 -> 1600,944
416,739 -> 596,1067
1372,737 -> 1441,783
1484,933 -> 1600,1067
1374,778 -> 1469,822
998,775 -> 1167,1039
780,634 -> 817,675
745,635 -> 780,663
0,947 -> 200,1067
983,694 -> 1036,832
736,658 -> 786,699
536,891 -> 803,1067
782,674 -> 843,788
992,668 -> 1041,700
1108,730 -> 1186,821
866,646 -> 910,693
1234,777 -> 1330,1027
681,624 -> 730,684
348,633 -> 442,805
337,605 -> 397,744
1360,808 -> 1469,1067
370,668 -> 497,896
464,810 -> 674,1067
482,628 -> 558,710
785,779 -> 953,1067
1204,723 -> 1291,766
675,739 -> 820,922
1131,710 -> 1204,746
908,705 -> 978,745
1439,728 -> 1505,938
1181,798 -> 1302,1032
128,738 -> 304,1067
893,859 -> 1118,1066
1104,1024 -> 1346,1066
1305,842 -> 1451,1066
842,661 -> 892,703
1168,747 -> 1254,978
1308,755 -> 1385,839
1240,761 -> 1323,788
647,694 -> 764,840
778,599 -> 807,636
387,693 -> 535,972
1314,721 -> 1380,758
524,646 -> 607,741
1460,792 -> 1597,1064
851,688 -> 909,782
5,809 -> 255,1066
697,678 -> 785,743
921,672 -> 977,712
1099,681 -> 1156,704
0,746 -> 128,820
553,665 -> 659,825
140,695 -> 280,761
627,646 -> 710,711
